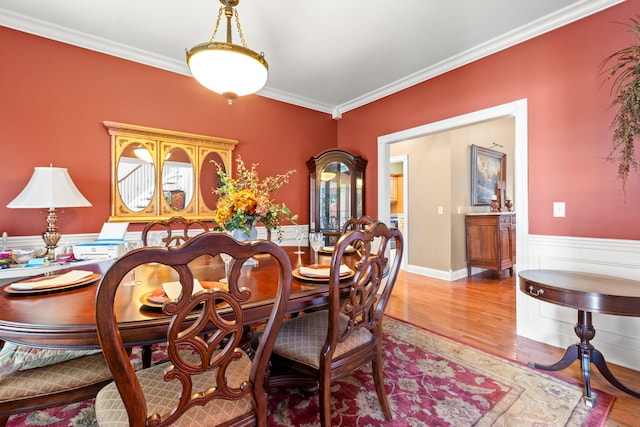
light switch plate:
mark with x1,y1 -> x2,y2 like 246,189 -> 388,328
553,202 -> 565,217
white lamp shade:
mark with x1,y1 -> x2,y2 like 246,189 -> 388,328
7,167 -> 92,209
187,42 -> 268,97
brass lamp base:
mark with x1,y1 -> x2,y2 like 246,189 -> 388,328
41,208 -> 61,261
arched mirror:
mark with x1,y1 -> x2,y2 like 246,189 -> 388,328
200,151 -> 225,214
105,121 -> 237,222
308,149 -> 367,244
117,143 -> 156,213
161,147 -> 194,213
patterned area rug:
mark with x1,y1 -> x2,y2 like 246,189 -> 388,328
7,317 -> 613,426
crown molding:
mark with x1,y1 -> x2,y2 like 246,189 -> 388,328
0,8 -> 188,74
0,0 -> 624,118
257,87 -> 335,116
332,0 -> 625,117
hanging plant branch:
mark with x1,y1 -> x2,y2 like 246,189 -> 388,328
601,16 -> 640,193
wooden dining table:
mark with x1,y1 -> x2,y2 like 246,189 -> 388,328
0,246 -> 341,351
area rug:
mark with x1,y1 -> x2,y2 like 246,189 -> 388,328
7,317 -> 613,426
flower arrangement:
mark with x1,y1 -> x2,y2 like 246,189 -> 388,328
212,156 -> 298,240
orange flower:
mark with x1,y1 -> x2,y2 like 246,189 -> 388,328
211,156 -> 298,240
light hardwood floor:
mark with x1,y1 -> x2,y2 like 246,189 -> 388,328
385,269 -> 640,426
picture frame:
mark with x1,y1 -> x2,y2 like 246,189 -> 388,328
471,144 -> 506,206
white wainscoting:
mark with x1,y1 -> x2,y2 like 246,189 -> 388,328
3,225 -> 303,254
517,234 -> 640,371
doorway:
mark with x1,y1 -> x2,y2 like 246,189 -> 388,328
376,99 -> 529,279
390,155 -> 408,270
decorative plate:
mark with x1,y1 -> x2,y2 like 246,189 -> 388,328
318,245 -> 356,255
4,273 -> 102,296
292,266 -> 354,284
139,281 -> 227,309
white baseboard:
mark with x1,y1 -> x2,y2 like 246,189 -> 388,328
404,264 -> 473,281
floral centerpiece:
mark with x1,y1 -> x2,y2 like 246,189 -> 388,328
212,156 -> 298,241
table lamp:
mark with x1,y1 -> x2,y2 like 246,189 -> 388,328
7,166 -> 92,260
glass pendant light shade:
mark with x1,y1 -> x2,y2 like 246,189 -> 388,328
186,0 -> 268,104
187,42 -> 268,102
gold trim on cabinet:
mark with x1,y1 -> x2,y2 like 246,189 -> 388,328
105,121 -> 238,223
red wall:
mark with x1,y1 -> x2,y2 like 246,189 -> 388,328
338,0 -> 640,240
0,27 -> 336,236
2,0 -> 640,241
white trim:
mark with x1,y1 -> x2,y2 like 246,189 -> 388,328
1,225 -> 303,252
333,0 -> 622,116
0,1 -> 623,116
403,264 -> 470,282
377,98 -> 529,283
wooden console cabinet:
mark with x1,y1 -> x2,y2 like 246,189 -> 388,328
465,213 -> 516,278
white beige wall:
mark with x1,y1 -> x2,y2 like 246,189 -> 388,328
390,116 -> 515,276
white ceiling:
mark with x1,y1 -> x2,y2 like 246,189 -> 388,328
0,0 -> 623,117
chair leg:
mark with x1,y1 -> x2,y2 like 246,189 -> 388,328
372,354 -> 393,421
319,376 -> 332,427
141,344 -> 152,368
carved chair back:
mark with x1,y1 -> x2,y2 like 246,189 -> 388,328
95,232 -> 292,426
141,216 -> 209,247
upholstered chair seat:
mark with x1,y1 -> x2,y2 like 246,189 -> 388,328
272,311 -> 372,368
96,351 -> 252,426
0,352 -> 112,426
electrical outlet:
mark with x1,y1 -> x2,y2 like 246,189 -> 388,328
553,202 -> 565,217
437,206 -> 444,215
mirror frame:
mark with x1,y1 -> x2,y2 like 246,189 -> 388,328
105,121 -> 238,222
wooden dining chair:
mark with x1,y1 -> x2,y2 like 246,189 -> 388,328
0,344 -> 112,426
340,215 -> 381,257
340,214 -> 378,233
268,221 -> 403,426
94,232 -> 292,427
141,216 -> 209,247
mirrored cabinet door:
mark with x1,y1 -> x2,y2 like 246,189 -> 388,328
308,149 -> 367,243
105,121 -> 238,222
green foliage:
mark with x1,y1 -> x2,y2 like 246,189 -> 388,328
602,17 -> 640,193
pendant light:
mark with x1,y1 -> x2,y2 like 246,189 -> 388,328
186,0 -> 268,104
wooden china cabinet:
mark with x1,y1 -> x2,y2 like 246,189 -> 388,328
307,149 -> 367,245
465,212 -> 516,278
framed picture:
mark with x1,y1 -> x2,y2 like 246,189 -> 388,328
471,144 -> 506,206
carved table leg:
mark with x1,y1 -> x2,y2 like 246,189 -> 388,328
528,310 -> 640,407
576,310 -> 596,406
241,324 -> 255,360
591,348 -> 640,398
528,344 -> 578,371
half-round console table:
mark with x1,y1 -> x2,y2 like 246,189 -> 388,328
519,269 -> 640,407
